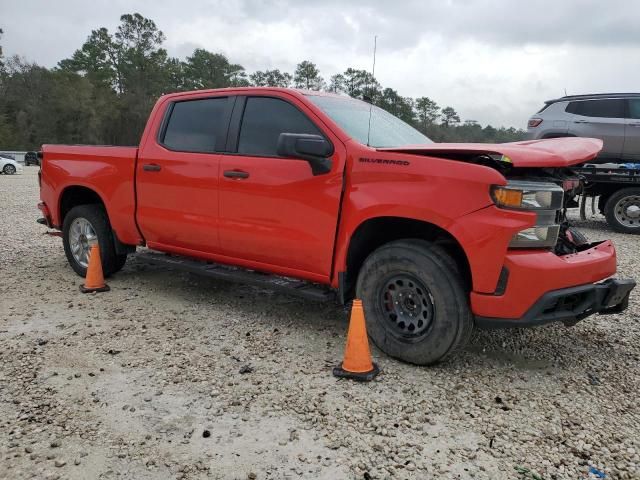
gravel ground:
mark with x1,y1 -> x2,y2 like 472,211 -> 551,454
1,168 -> 639,480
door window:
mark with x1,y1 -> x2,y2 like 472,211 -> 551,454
627,99 -> 640,119
162,97 -> 228,152
238,97 -> 322,156
565,99 -> 625,118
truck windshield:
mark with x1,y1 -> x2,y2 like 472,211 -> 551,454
306,94 -> 432,148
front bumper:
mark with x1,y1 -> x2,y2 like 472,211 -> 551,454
476,278 -> 635,328
470,240 -> 633,325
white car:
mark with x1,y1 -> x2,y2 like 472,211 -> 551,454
0,156 -> 23,175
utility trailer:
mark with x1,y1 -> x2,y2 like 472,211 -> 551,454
572,163 -> 640,233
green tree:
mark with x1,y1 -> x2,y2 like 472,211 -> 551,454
58,27 -> 122,91
59,13 -> 174,144
0,28 -> 4,71
0,56 -> 110,149
414,97 -> 440,129
293,60 -> 324,90
115,13 -> 169,93
0,31 -> 17,148
250,69 -> 292,87
338,68 -> 380,100
378,88 -> 415,124
183,49 -> 247,89
164,57 -> 188,91
440,106 -> 460,127
328,73 -> 345,93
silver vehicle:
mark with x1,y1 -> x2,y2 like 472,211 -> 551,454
526,93 -> 640,161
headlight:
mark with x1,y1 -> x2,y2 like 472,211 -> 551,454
510,225 -> 561,248
492,181 -> 564,210
492,180 -> 564,249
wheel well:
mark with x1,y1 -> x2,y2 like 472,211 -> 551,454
344,217 -> 471,300
59,186 -> 105,223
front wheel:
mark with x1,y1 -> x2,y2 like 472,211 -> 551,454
3,164 -> 16,175
62,205 -> 127,277
604,188 -> 640,234
356,239 -> 473,365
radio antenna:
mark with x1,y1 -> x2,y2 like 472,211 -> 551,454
366,35 -> 377,147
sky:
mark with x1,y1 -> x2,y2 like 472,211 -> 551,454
2,0 -> 639,128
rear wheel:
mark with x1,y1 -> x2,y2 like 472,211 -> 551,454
355,239 -> 472,365
605,188 -> 640,234
62,205 -> 127,277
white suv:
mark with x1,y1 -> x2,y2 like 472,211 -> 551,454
526,93 -> 640,161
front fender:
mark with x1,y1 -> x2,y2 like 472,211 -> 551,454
332,154 -> 534,292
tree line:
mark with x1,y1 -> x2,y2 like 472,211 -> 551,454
0,14 -> 525,150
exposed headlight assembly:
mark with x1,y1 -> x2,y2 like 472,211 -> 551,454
491,180 -> 564,249
492,181 -> 564,210
510,225 -> 561,248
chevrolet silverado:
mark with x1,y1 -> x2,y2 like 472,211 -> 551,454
37,88 -> 635,365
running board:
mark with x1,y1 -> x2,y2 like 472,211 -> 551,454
136,251 -> 336,302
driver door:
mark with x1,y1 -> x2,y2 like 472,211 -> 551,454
217,95 -> 345,280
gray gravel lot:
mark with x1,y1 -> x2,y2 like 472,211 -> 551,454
1,168 -> 639,480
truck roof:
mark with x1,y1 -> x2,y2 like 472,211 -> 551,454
160,87 -> 346,102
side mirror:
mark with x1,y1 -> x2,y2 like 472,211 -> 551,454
276,133 -> 334,175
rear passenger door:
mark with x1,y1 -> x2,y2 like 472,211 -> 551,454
136,95 -> 233,253
623,98 -> 640,161
566,99 -> 625,159
217,95 -> 345,280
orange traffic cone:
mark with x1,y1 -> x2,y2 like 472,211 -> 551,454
80,243 -> 110,293
333,299 -> 380,381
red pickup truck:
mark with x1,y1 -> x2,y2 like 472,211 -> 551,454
38,87 -> 635,365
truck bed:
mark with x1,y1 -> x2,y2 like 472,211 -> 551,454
39,145 -> 142,245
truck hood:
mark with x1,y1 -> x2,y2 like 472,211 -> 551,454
377,137 -> 603,168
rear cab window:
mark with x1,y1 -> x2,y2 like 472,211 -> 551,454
237,97 -> 323,156
565,99 -> 625,118
162,97 -> 228,152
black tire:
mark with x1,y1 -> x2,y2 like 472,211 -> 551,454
3,164 -> 16,175
62,204 -> 127,277
604,188 -> 640,234
355,239 -> 473,365
567,227 -> 589,246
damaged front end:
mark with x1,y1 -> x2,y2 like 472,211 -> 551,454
379,138 -> 603,255
499,164 -> 588,256
446,152 -> 589,255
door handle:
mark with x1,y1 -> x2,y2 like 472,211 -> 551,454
223,170 -> 250,179
574,120 -> 590,124
143,163 -> 161,172
629,122 -> 640,127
